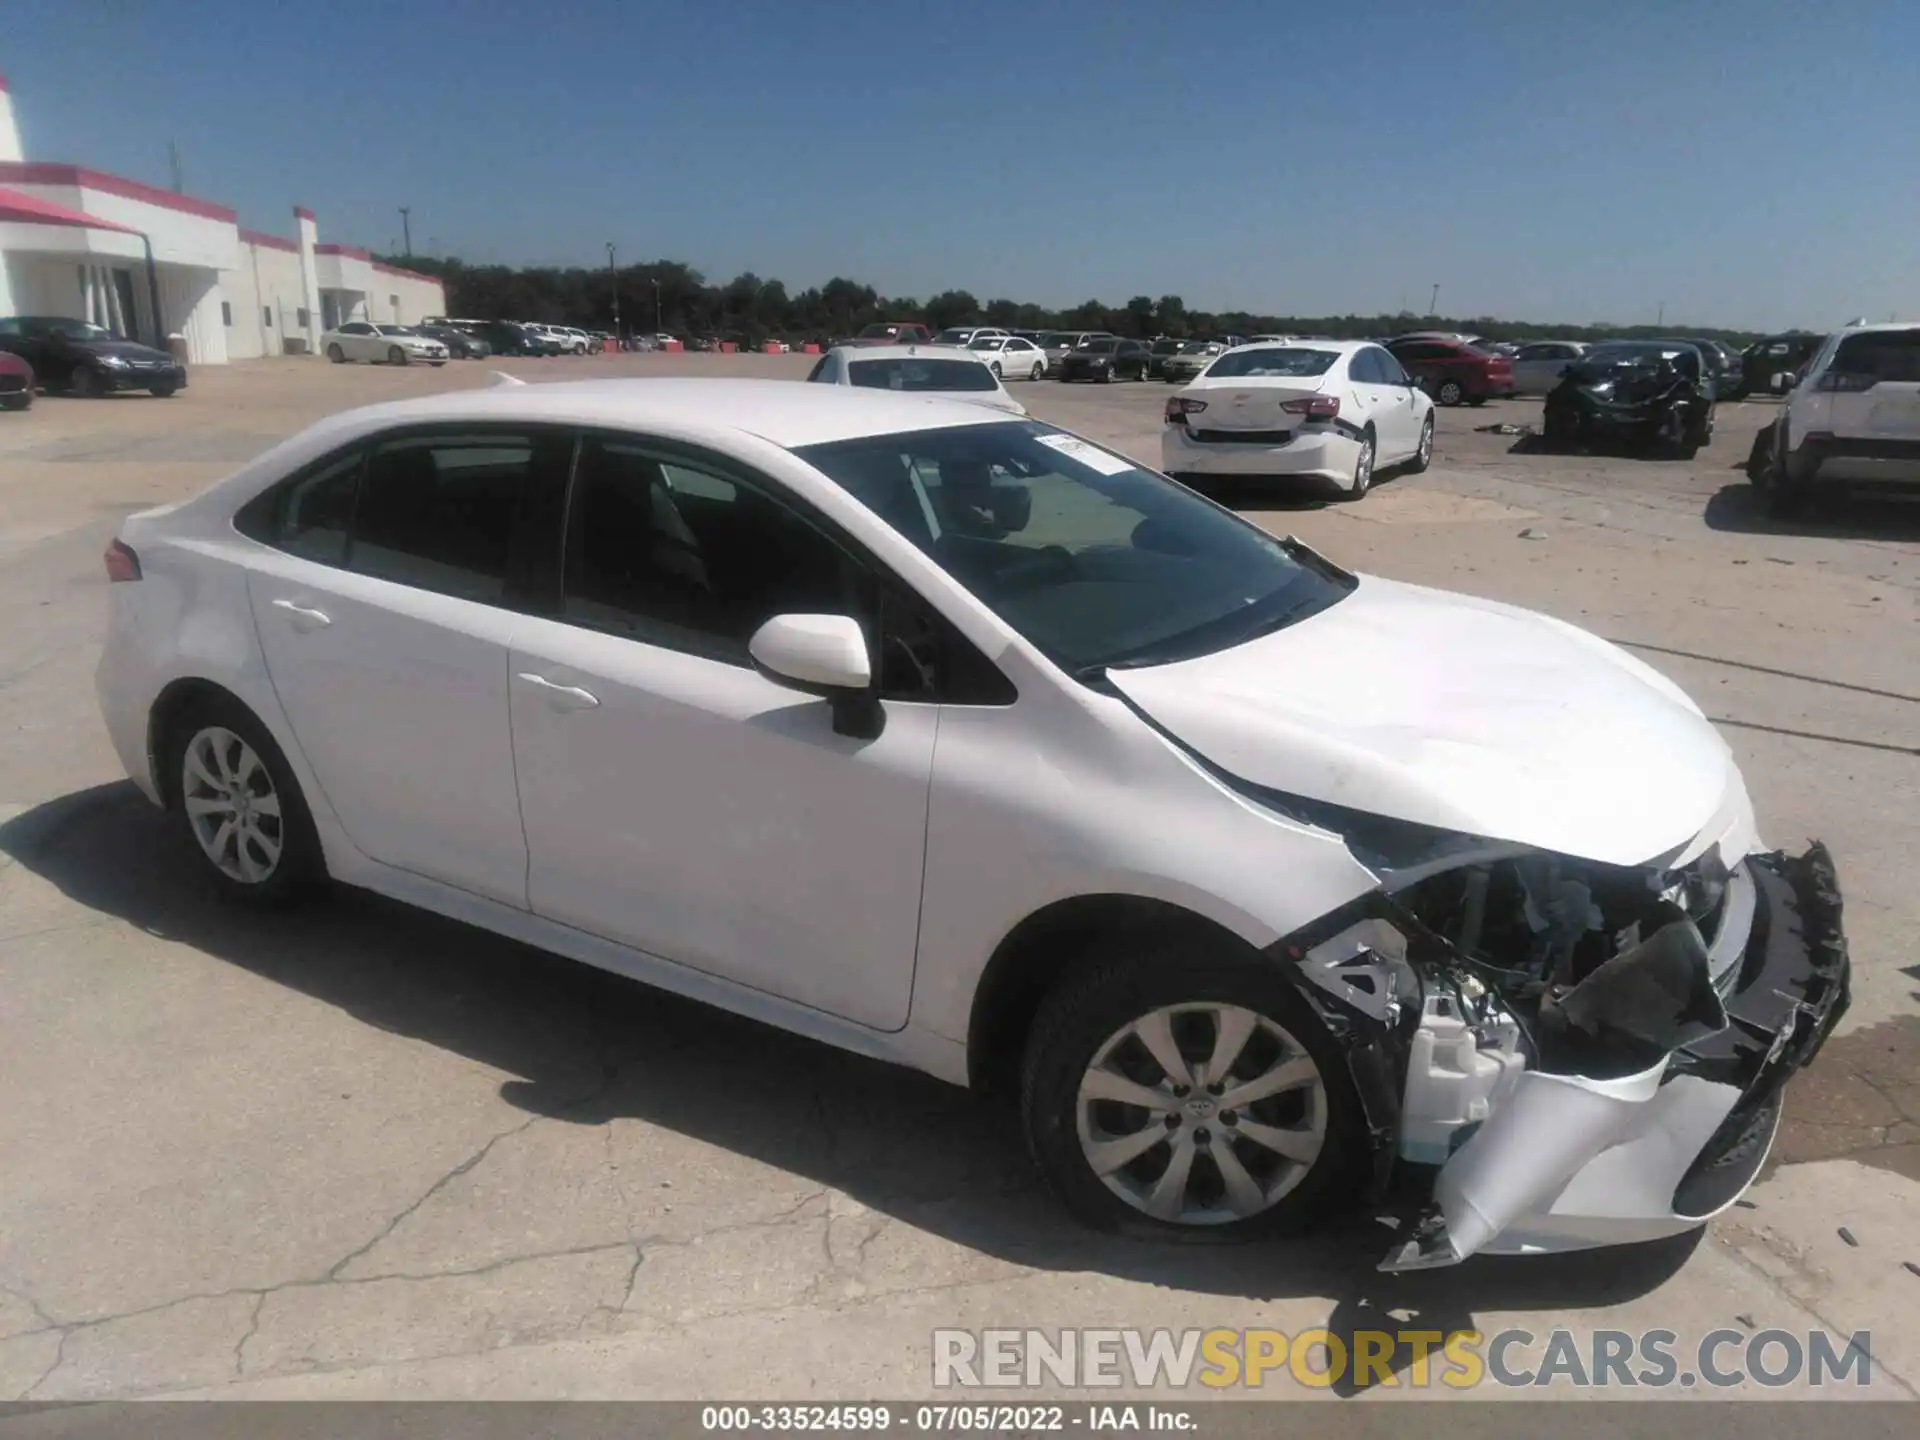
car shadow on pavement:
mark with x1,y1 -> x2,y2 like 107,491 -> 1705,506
1704,482 -> 1920,540
1,782 -> 1701,1387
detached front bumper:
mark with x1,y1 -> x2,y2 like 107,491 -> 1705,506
1382,842 -> 1850,1269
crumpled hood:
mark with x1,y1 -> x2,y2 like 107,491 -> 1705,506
1107,576 -> 1739,867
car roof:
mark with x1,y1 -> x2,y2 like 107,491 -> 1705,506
312,378 -> 1013,450
1223,338 -> 1368,354
831,343 -> 986,362
1830,321 -> 1920,336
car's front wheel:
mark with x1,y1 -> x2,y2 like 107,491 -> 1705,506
1408,413 -> 1434,473
388,346 -> 408,366
327,344 -> 346,364
163,695 -> 324,906
1020,944 -> 1362,1240
70,367 -> 99,398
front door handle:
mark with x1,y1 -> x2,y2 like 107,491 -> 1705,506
516,672 -> 601,710
270,597 -> 332,630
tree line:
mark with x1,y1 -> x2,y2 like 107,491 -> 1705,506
383,253 -> 1787,348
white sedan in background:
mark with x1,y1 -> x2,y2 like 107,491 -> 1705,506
321,323 -> 450,367
967,333 -> 1049,380
1162,340 -> 1433,497
806,344 -> 1025,414
1509,340 -> 1589,396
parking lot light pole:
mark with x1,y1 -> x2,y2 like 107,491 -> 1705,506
399,207 -> 412,257
607,243 -> 620,341
653,278 -> 661,337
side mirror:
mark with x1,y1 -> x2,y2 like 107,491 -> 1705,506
748,614 -> 883,739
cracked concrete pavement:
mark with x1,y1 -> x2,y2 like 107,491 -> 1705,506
1,355 -> 1916,1401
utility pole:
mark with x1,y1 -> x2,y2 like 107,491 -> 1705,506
607,243 -> 620,341
653,277 -> 661,336
399,207 -> 413,257
1656,300 -> 1665,326
1428,283 -> 1440,317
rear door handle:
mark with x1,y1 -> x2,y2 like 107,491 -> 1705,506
516,672 -> 601,710
270,598 -> 331,629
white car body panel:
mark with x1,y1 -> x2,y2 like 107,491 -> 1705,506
1783,322 -> 1920,485
1106,574 -> 1743,867
93,377 -> 1817,1263
1509,341 -> 1586,396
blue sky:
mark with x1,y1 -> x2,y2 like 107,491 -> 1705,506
5,0 -> 1915,330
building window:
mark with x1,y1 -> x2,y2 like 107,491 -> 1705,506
297,308 -> 310,327
264,308 -> 274,328
222,301 -> 233,327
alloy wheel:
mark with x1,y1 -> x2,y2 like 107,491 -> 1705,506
1352,435 -> 1375,495
1417,418 -> 1433,466
181,726 -> 284,884
1075,1002 -> 1328,1225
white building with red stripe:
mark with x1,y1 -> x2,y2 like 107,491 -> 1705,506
0,68 -> 444,364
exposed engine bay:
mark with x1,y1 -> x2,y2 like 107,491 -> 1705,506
1273,835 -> 1850,1270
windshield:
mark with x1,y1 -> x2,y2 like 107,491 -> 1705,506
1177,341 -> 1214,354
1203,347 -> 1339,379
375,325 -> 419,337
793,421 -> 1349,675
1580,343 -> 1683,368
934,329 -> 972,344
967,336 -> 1003,350
1039,332 -> 1072,347
846,357 -> 997,392
39,319 -> 116,342
1151,339 -> 1182,354
1079,339 -> 1119,353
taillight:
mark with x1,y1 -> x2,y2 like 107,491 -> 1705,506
1166,396 -> 1207,423
1815,371 -> 1877,393
1281,395 -> 1341,419
104,539 -> 141,583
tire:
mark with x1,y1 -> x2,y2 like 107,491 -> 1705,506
327,344 -> 346,364
1030,362 -> 1044,381
388,346 -> 408,366
1347,428 -> 1376,498
1763,423 -> 1807,517
160,694 -> 325,907
1407,414 -> 1434,474
0,391 -> 29,412
1435,379 -> 1464,406
70,367 -> 99,398
149,381 -> 179,398
1466,395 -> 1487,407
1020,941 -> 1364,1240
429,361 -> 446,368
990,362 -> 1003,378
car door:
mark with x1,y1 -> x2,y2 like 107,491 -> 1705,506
505,433 -> 943,1030
1822,329 -> 1920,455
239,425 -> 573,905
1371,347 -> 1428,458
1355,346 -> 1418,459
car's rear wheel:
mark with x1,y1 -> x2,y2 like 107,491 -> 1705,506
70,367 -> 99,398
327,344 -> 346,364
1021,943 -> 1362,1240
388,346 -> 408,366
163,696 -> 324,906
1408,414 -> 1434,473
1435,379 -> 1464,406
1030,362 -> 1044,380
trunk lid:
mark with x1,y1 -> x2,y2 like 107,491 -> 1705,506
1182,378 -> 1328,432
1824,329 -> 1920,442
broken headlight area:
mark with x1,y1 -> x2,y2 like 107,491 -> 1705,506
1270,839 -> 1850,1270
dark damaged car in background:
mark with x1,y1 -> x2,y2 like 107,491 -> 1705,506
1543,340 -> 1716,457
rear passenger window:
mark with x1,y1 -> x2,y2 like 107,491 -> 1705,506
235,449 -> 363,565
349,431 -> 567,604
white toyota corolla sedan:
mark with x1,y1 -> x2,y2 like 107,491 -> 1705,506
96,378 -> 1847,1265
1162,340 -> 1435,497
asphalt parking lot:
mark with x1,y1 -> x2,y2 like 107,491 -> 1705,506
1,354 -> 1917,1401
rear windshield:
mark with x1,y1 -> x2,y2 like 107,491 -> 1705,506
1203,348 -> 1339,379
847,358 -> 997,392
1830,331 -> 1920,383
1079,339 -> 1119,353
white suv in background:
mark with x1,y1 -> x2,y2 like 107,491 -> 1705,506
1759,322 -> 1920,515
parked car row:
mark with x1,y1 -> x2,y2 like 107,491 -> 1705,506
0,315 -> 189,400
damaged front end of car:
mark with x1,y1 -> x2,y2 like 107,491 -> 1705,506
1543,351 -> 1713,456
1259,802 -> 1850,1270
